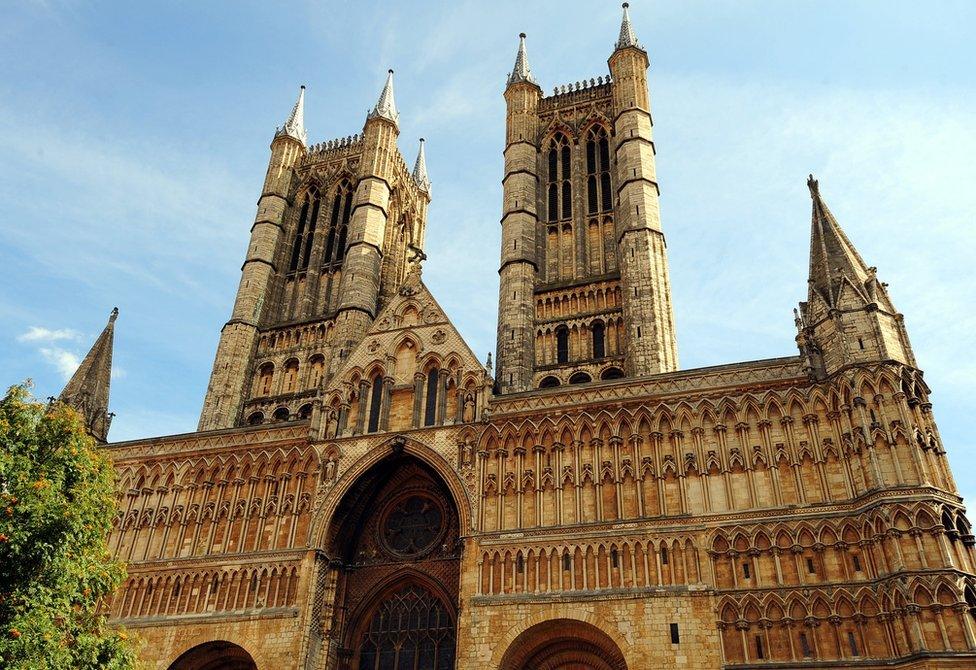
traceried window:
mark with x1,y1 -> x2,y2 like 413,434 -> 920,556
289,186 -> 320,273
323,179 -> 353,266
586,126 -> 612,214
546,132 -> 572,222
357,584 -> 456,670
381,494 -> 445,557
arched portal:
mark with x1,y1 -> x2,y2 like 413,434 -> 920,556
325,452 -> 462,670
167,641 -> 256,670
499,619 -> 628,670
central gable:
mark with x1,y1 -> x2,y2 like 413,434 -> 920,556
318,270 -> 491,438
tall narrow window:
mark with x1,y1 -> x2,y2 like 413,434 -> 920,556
755,635 -> 764,659
592,321 -> 605,359
556,326 -> 569,364
847,631 -> 859,657
586,126 -> 613,215
324,180 -> 353,265
367,375 -> 383,434
424,368 -> 438,426
300,196 -> 320,270
660,546 -> 669,564
799,632 -> 812,658
288,197 -> 311,272
546,133 -> 572,221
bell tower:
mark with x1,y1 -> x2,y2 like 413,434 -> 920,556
494,3 -> 678,394
199,77 -> 431,430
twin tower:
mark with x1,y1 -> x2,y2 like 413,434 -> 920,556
196,5 -> 687,430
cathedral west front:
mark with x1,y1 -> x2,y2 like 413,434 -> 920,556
58,4 -> 976,669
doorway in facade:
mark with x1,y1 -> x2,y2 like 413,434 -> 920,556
498,619 -> 628,670
327,452 -> 461,670
167,641 -> 257,670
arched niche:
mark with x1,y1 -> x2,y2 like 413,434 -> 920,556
498,618 -> 628,670
322,450 -> 462,670
167,641 -> 256,670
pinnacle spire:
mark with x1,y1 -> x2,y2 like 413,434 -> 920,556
275,85 -> 307,145
412,138 -> 431,193
368,69 -> 399,125
507,33 -> 538,87
615,2 -> 640,50
806,175 -> 876,309
59,307 -> 118,443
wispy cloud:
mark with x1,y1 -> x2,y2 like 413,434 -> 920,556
17,326 -> 80,343
38,346 -> 80,381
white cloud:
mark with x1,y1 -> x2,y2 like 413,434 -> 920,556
38,346 -> 80,381
17,326 -> 80,343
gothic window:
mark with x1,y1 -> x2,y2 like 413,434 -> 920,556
367,374 -> 383,434
289,186 -> 320,273
246,412 -> 264,426
381,495 -> 445,557
546,133 -> 572,222
324,179 -> 353,266
357,584 -> 456,670
556,326 -> 569,364
586,126 -> 613,214
308,354 -> 325,388
424,367 -> 439,427
272,407 -> 290,422
592,320 -> 606,359
298,403 -> 313,420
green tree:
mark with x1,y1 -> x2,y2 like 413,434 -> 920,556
0,383 -> 136,669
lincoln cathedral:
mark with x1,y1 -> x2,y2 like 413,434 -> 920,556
56,5 -> 976,669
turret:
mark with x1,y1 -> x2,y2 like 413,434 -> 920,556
496,34 -> 542,393
199,86 -> 306,430
796,176 -> 916,378
59,308 -> 118,443
330,70 -> 402,371
608,3 -> 679,375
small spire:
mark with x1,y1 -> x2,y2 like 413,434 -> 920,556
368,69 -> 399,125
507,33 -> 538,86
806,175 -> 874,309
275,85 -> 307,145
58,307 -> 119,443
615,2 -> 640,50
412,138 -> 431,193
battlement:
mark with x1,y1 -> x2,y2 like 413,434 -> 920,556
539,76 -> 613,111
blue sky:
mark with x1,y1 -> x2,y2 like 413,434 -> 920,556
1,1 -> 973,500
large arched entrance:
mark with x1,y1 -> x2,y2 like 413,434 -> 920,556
326,452 -> 461,670
499,619 -> 628,670
167,641 -> 256,670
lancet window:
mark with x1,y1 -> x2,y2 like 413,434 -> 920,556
323,179 -> 353,266
288,186 -> 320,273
586,125 -> 612,214
546,132 -> 572,222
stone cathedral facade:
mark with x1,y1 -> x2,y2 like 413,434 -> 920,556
67,5 -> 976,670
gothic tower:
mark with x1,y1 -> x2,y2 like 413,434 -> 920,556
199,76 -> 431,430
495,3 -> 678,394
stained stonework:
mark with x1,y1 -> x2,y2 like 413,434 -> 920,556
100,5 -> 976,670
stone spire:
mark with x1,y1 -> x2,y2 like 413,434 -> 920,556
275,85 -> 307,145
59,307 -> 118,443
806,174 -> 878,309
615,2 -> 640,50
368,69 -> 399,125
412,138 -> 431,193
507,33 -> 538,87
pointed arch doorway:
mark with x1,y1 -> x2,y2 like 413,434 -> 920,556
325,451 -> 462,670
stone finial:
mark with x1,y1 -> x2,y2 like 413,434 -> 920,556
368,69 -> 399,125
616,2 -> 640,50
412,138 -> 431,193
275,85 -> 307,145
507,33 -> 538,86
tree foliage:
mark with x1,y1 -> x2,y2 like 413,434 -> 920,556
0,383 -> 136,669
